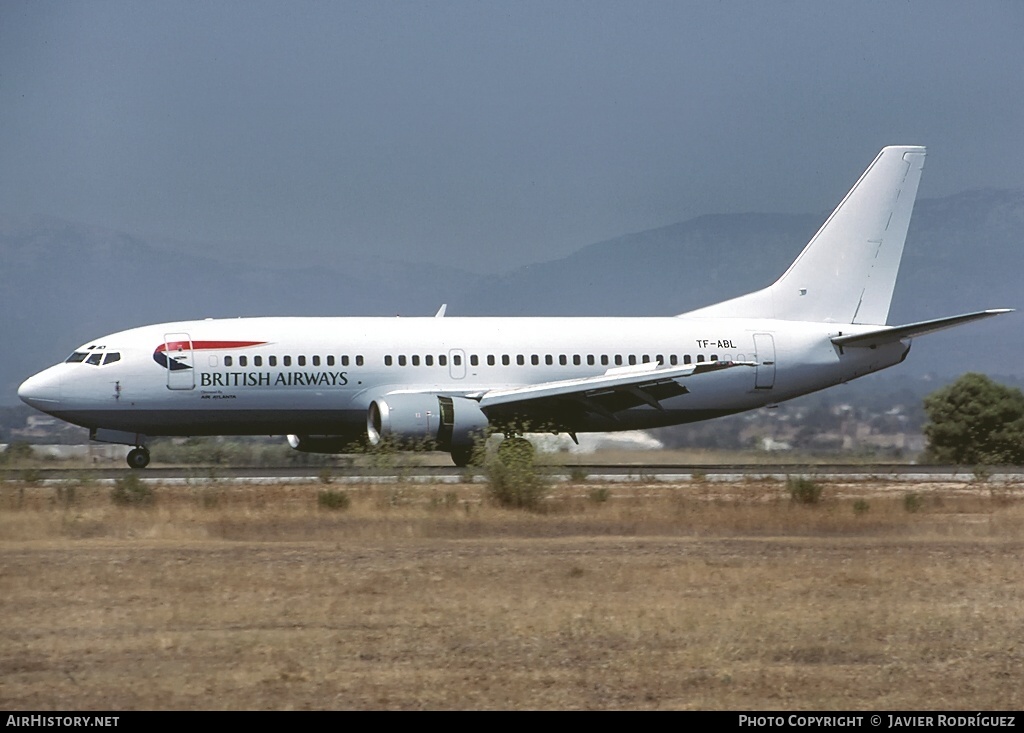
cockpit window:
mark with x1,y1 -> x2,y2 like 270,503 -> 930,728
86,353 -> 103,365
103,352 -> 121,365
66,352 -> 88,363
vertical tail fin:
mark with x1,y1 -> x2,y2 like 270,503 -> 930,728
682,146 -> 927,325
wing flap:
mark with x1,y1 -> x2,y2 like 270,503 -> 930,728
474,360 -> 754,412
831,309 -> 1013,348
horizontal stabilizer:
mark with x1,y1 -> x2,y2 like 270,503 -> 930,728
831,309 -> 1013,348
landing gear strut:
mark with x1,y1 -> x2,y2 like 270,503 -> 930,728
126,447 -> 151,470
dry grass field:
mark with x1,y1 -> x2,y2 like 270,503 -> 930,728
2,474 -> 1023,710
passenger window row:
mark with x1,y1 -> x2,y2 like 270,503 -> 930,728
383,353 -> 724,367
222,354 -> 364,368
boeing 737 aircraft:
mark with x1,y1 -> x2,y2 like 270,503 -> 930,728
18,146 -> 1012,468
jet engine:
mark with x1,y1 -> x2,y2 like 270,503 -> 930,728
367,394 -> 489,462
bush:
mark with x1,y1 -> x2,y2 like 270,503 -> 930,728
317,489 -> 350,510
787,476 -> 823,505
485,438 -> 549,510
2,442 -> 35,465
569,466 -> 590,483
903,492 -> 923,513
852,499 -> 870,515
111,473 -> 154,507
19,468 -> 42,485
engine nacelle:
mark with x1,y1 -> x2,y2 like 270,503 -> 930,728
367,394 -> 489,451
286,432 -> 367,454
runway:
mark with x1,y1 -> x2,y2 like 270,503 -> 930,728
4,463 -> 1022,484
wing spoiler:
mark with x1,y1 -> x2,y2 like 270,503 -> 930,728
831,309 -> 1013,349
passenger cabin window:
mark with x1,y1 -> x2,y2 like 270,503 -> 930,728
439,355 -> 447,366
269,356 -> 277,367
453,354 -> 462,366
298,356 -> 306,366
284,356 -> 292,367
254,356 -> 262,367
356,356 -> 364,366
470,355 -> 478,366
425,355 -> 433,366
224,356 -> 233,367
384,355 -> 393,366
312,356 -> 321,366
239,356 -> 248,367
412,355 -> 420,366
327,356 -> 335,366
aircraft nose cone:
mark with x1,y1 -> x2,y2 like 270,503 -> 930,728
18,368 -> 62,410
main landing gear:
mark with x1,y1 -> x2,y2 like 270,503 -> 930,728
126,447 -> 151,470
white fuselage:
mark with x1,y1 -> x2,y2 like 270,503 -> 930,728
17,315 -> 909,440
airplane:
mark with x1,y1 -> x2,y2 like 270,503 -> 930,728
17,146 -> 1013,469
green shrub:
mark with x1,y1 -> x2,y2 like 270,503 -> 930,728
317,489 -> 350,510
428,491 -> 460,510
852,498 -> 870,515
19,468 -> 42,486
111,473 -> 154,507
903,492 -> 923,513
787,476 -> 823,505
569,466 -> 589,483
3,442 -> 35,465
485,438 -> 549,510
587,487 -> 611,504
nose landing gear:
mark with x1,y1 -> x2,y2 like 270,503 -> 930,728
126,447 -> 151,469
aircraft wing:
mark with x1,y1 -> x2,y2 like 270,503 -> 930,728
468,360 -> 755,418
831,309 -> 1013,349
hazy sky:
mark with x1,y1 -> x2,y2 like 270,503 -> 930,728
2,1 -> 1022,273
